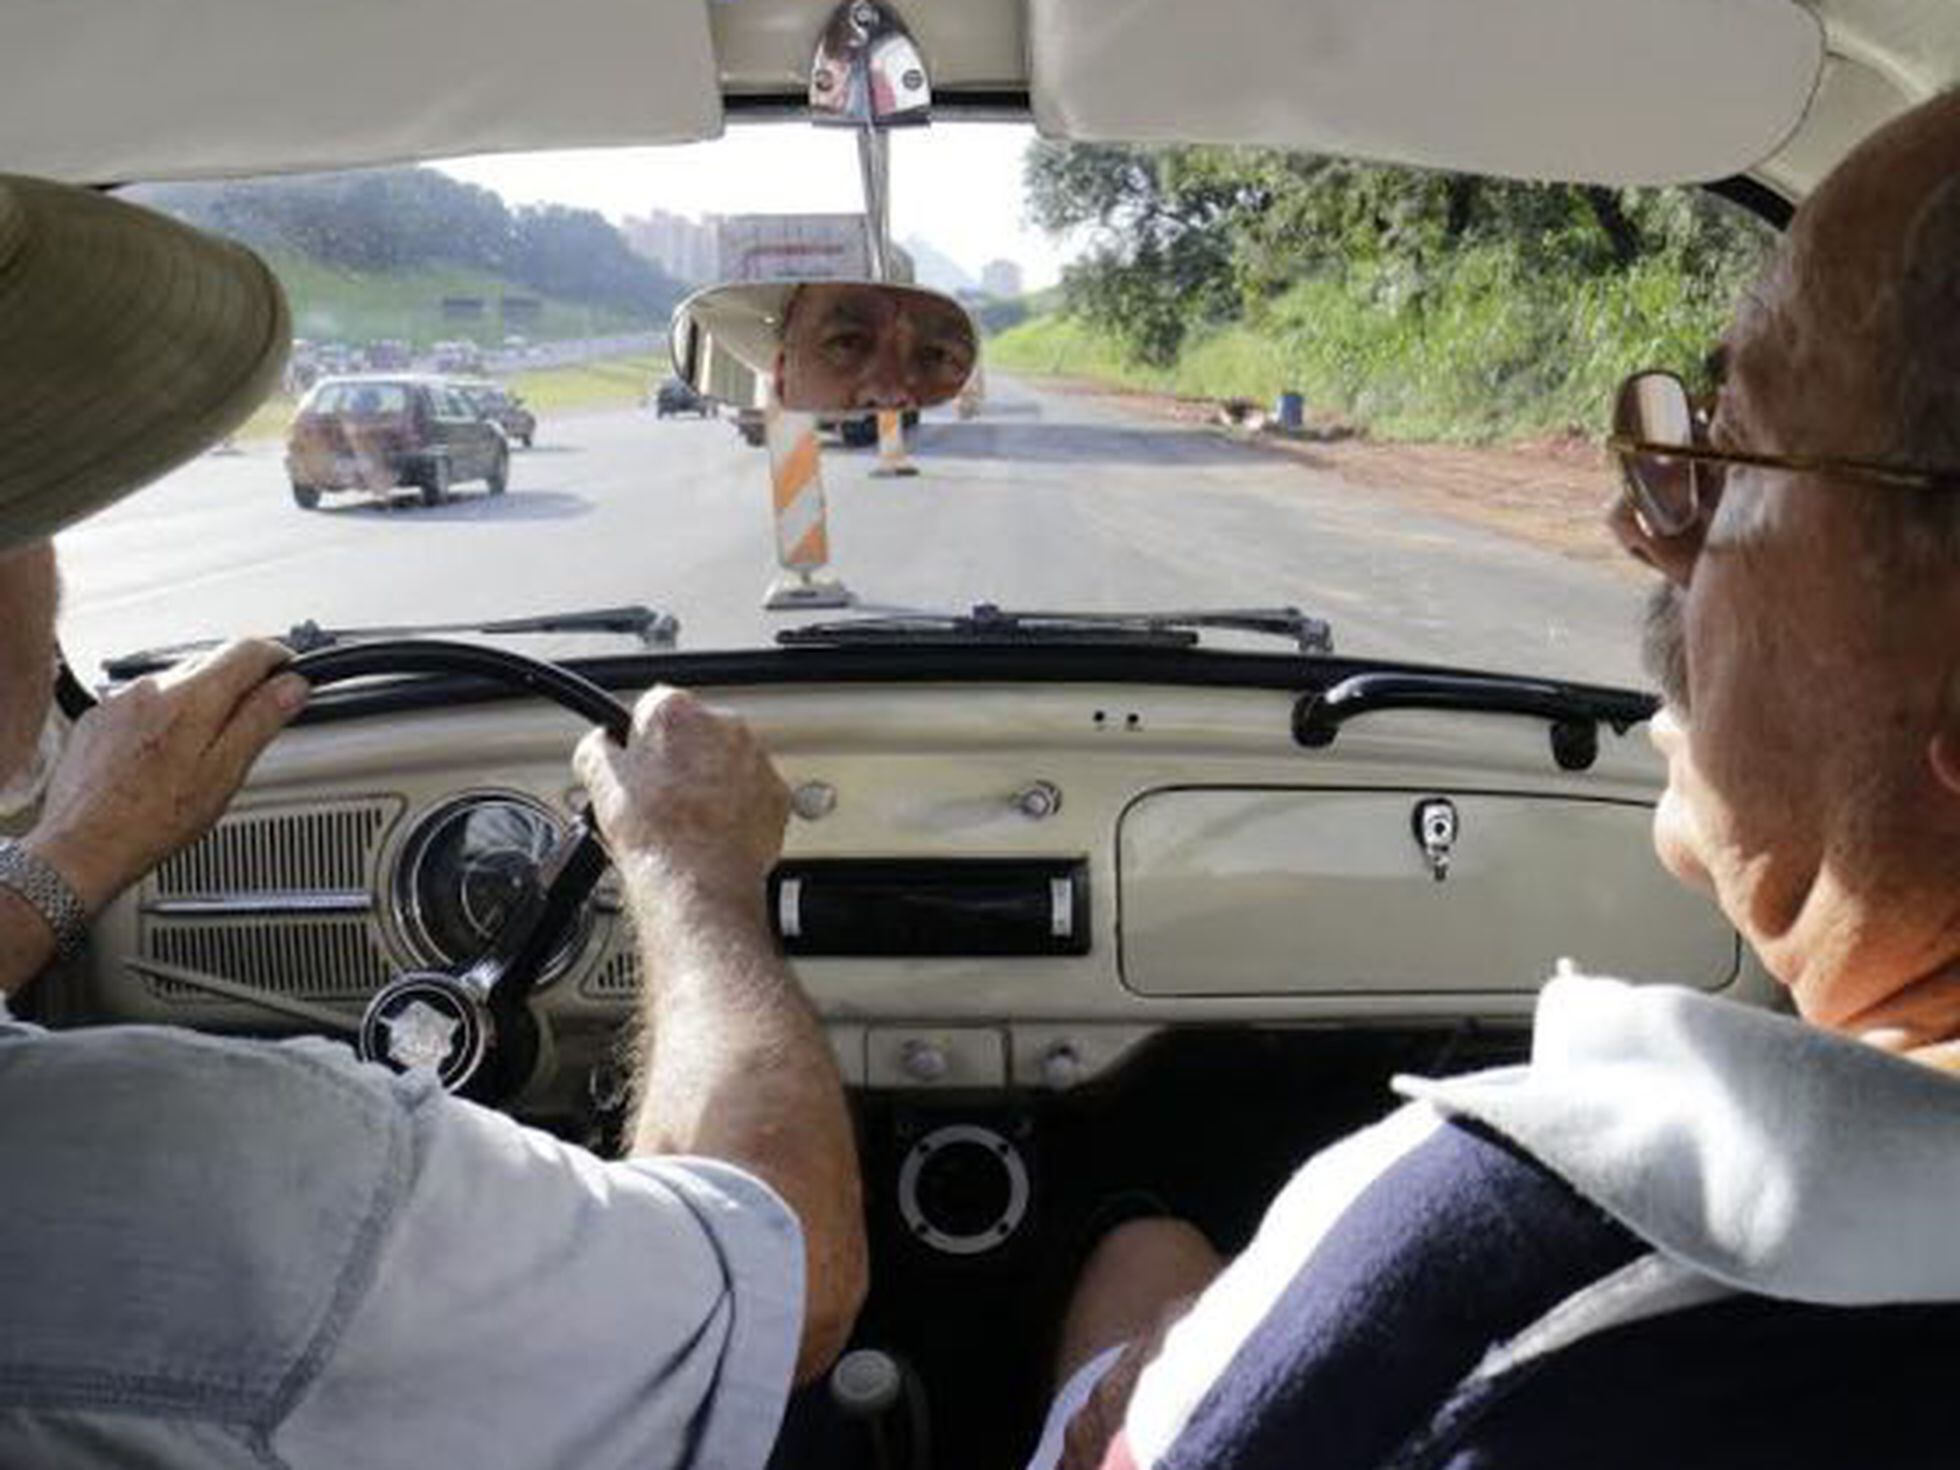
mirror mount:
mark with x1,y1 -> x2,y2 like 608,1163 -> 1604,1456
809,0 -> 931,284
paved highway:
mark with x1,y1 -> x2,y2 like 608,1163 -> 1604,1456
56,377 -> 1648,689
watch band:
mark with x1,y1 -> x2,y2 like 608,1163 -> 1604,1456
0,839 -> 89,964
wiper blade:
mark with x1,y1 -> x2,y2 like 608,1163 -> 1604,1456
778,604 -> 1334,654
101,605 -> 680,681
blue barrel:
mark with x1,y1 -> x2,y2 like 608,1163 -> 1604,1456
1275,391 -> 1305,431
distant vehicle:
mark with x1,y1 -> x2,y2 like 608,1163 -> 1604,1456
455,379 -> 537,447
285,374 -> 509,510
711,214 -> 914,446
314,341 -> 359,376
501,335 -> 530,355
364,338 -> 412,370
654,375 -> 713,419
432,339 -> 485,374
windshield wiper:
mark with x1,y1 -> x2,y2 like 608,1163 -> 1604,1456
778,604 -> 1335,654
101,605 -> 680,681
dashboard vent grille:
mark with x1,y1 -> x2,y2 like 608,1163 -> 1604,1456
147,919 -> 393,1002
585,945 -> 641,998
154,799 -> 400,896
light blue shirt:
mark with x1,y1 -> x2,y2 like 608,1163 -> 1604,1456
0,1012 -> 804,1469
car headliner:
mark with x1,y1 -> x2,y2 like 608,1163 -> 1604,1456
0,0 -> 1948,203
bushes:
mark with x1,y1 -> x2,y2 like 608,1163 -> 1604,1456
991,237 -> 1758,443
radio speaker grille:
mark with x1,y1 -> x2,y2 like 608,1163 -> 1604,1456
154,798 -> 400,896
148,919 -> 393,1002
584,945 -> 641,998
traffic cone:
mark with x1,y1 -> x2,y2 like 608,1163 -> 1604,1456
868,409 -> 919,478
762,404 -> 854,610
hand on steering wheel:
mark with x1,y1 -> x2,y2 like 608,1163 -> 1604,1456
291,640 -> 631,1102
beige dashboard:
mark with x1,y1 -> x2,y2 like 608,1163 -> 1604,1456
69,680 -> 1768,1093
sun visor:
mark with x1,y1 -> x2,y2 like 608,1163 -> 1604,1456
3,0 -> 723,184
1029,0 -> 1824,185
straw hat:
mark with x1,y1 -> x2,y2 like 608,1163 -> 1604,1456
0,174 -> 289,550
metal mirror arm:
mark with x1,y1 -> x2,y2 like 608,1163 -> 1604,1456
810,0 -> 932,285
858,131 -> 894,283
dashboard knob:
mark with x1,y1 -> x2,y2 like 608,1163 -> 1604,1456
791,781 -> 838,821
901,1039 -> 950,1083
1040,1044 -> 1084,1089
830,1348 -> 904,1417
1014,780 -> 1063,820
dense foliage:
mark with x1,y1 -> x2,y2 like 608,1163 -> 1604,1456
1016,143 -> 1776,439
131,167 -> 680,322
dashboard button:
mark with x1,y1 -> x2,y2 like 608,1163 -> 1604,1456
792,782 -> 838,820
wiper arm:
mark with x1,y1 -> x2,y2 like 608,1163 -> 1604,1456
779,604 -> 1334,654
102,605 -> 680,681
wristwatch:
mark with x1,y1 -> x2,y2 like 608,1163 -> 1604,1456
0,839 -> 90,965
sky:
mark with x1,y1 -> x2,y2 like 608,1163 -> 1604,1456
438,122 -> 1074,291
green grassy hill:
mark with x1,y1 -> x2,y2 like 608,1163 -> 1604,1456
265,250 -> 651,349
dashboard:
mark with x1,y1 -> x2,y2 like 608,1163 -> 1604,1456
58,672 -> 1764,1106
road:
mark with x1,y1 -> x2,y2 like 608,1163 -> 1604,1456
57,377 -> 1648,689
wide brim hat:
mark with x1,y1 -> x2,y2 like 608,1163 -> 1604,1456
0,174 -> 289,550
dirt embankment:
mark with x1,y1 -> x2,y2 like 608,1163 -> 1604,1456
1033,377 -> 1641,579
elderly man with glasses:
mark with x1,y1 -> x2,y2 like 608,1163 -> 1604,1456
1024,90 -> 1960,1470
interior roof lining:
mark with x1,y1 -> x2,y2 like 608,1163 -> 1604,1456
720,91 -> 1799,225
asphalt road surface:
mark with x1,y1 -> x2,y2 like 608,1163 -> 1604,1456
57,377 -> 1649,689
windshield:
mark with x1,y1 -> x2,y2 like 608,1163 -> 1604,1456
61,124 -> 1775,686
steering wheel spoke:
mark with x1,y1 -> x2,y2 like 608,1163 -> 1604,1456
288,639 -> 632,1102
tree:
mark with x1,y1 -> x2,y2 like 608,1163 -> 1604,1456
1025,142 -> 1244,364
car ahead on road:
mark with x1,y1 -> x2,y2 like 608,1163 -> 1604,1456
284,374 -> 509,509
455,379 -> 537,448
653,374 -> 713,418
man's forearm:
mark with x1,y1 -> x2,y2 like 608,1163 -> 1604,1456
624,874 -> 866,1380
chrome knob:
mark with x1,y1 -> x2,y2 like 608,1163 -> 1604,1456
901,1039 -> 949,1083
1040,1044 -> 1084,1089
792,781 -> 838,821
830,1348 -> 903,1417
1014,780 -> 1063,820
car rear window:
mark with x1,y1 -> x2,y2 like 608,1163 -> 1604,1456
313,382 -> 410,416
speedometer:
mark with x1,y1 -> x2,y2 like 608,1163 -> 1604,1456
392,793 -> 591,983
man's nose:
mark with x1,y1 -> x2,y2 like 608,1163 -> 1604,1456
852,344 -> 911,409
1605,494 -> 1702,586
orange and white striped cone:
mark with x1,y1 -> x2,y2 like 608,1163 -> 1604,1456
762,404 -> 855,610
868,408 -> 919,478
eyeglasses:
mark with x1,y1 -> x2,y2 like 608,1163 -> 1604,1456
1607,369 -> 1960,539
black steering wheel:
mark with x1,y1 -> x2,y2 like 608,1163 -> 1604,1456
290,640 -> 632,1103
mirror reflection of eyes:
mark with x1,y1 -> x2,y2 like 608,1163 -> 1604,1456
913,339 -> 974,385
670,279 -> 979,414
818,325 -> 878,369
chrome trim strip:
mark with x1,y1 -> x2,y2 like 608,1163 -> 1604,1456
1050,878 -> 1073,939
779,878 -> 803,939
143,892 -> 373,917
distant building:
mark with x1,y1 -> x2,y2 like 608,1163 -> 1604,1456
980,258 -> 1024,299
622,209 -> 720,285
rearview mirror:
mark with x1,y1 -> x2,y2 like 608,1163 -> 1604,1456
669,280 -> 978,413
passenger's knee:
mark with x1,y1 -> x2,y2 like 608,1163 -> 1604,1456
1083,1217 -> 1221,1293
